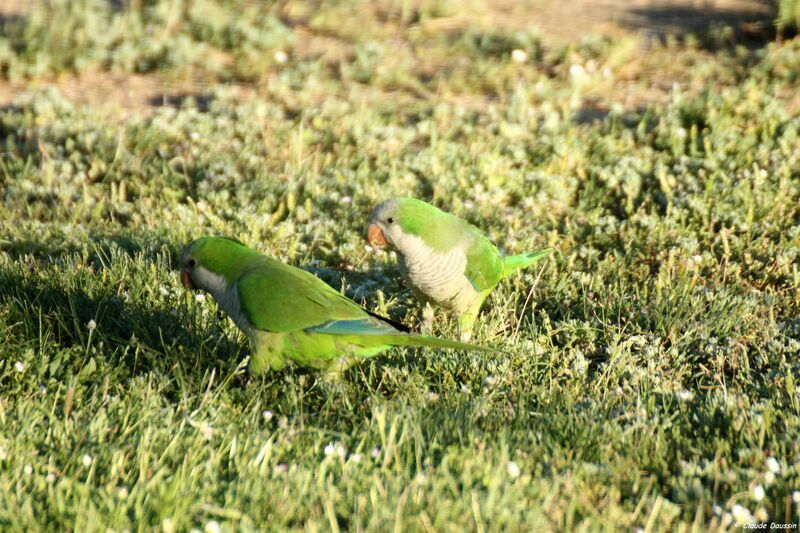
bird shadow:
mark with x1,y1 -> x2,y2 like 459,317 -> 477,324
0,252 -> 245,389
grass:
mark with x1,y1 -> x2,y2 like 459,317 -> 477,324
1,0 -> 800,531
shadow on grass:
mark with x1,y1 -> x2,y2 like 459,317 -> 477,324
0,262 -> 245,385
622,3 -> 777,49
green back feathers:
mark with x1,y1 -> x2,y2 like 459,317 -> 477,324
393,198 -> 477,251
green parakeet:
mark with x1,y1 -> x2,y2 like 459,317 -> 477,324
367,198 -> 551,340
180,236 -> 493,373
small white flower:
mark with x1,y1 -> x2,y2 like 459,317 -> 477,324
273,50 -> 289,64
190,132 -> 200,141
765,471 -> 775,485
82,454 -> 93,467
161,518 -> 176,533
712,504 -> 722,516
349,453 -> 361,463
324,442 -> 346,458
511,49 -> 528,63
675,127 -> 688,139
273,463 -> 288,474
752,484 -> 765,501
507,461 -> 521,478
23,464 -> 33,475
262,410 -> 273,422
341,196 -> 352,204
676,389 -> 693,401
766,457 -> 780,473
195,294 -> 206,303
731,504 -> 753,525
460,383 -> 471,396
14,361 -> 25,373
46,472 -> 56,483
204,520 -> 221,533
117,486 -> 129,499
792,490 -> 800,504
569,63 -> 588,84
200,423 -> 213,440
483,376 -> 498,386
0,447 -> 6,461
371,447 -> 380,459
87,319 -> 97,331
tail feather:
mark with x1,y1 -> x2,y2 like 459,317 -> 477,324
392,333 -> 499,353
503,248 -> 552,276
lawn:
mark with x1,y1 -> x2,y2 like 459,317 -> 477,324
0,0 -> 799,531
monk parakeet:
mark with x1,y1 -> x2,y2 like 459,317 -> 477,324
367,198 -> 551,340
180,236 -> 493,373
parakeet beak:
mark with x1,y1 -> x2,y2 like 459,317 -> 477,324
180,270 -> 196,290
367,223 -> 387,248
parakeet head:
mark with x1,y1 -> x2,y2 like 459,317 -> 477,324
180,236 -> 254,292
367,198 -> 455,253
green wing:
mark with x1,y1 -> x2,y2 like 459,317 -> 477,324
464,234 -> 505,292
237,258 -> 399,334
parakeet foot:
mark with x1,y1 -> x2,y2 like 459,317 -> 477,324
420,303 -> 436,334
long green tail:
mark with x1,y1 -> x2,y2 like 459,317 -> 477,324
503,248 -> 552,276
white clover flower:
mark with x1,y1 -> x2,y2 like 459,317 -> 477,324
87,319 -> 97,331
731,504 -> 753,525
23,464 -> 33,475
262,410 -> 273,422
765,457 -> 780,473
752,484 -> 765,501
82,454 -> 93,467
569,64 -> 586,78
273,50 -> 289,64
507,461 -> 521,478
14,361 -> 25,373
162,518 -> 176,533
511,49 -> 528,63
324,442 -> 346,458
204,520 -> 221,533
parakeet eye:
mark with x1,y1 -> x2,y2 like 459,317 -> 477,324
386,217 -> 395,224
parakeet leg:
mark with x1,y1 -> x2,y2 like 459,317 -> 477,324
420,302 -> 435,334
458,311 -> 477,342
249,332 -> 288,374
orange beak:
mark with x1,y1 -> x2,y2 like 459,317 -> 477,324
367,223 -> 388,248
180,270 -> 195,289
